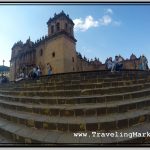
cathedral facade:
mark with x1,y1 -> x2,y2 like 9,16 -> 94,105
10,11 -> 103,80
10,11 -> 141,81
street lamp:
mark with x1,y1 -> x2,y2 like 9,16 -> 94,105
3,60 -> 5,66
2,60 -> 5,76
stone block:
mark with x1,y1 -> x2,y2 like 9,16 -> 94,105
96,97 -> 105,104
107,107 -> 118,114
47,99 -> 58,104
35,121 -> 43,129
128,117 -> 139,127
97,107 -> 106,116
15,135 -> 24,142
102,82 -> 111,87
138,115 -> 146,123
118,105 -> 128,113
132,92 -> 144,99
26,120 -> 35,128
66,99 -> 76,104
128,103 -> 136,110
44,123 -> 56,130
58,99 -> 66,104
25,107 -> 33,113
145,99 -> 150,106
57,123 -> 68,131
106,95 -> 122,102
50,109 -> 59,116
43,122 -> 49,129
117,119 -> 128,129
75,109 -> 84,116
86,123 -> 98,131
81,98 -> 96,104
123,94 -> 132,100
136,102 -> 146,109
100,121 -> 117,131
11,116 -> 18,123
85,109 -> 96,116
19,118 -> 26,125
33,108 -> 40,114
60,110 -> 74,117
41,108 -> 50,115
69,124 -> 85,132
25,138 -> 32,143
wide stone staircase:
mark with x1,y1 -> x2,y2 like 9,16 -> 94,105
0,70 -> 150,146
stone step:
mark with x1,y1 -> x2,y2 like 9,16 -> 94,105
0,116 -> 149,144
0,96 -> 149,117
2,78 -> 150,91
17,75 -> 150,87
0,83 -> 150,97
0,106 -> 149,132
0,89 -> 81,97
0,87 -> 150,105
6,71 -> 150,88
37,70 -> 150,82
0,118 -> 58,145
0,133 -> 15,144
81,83 -> 150,96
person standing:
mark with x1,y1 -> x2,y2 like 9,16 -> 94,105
105,57 -> 113,70
37,65 -> 42,77
117,56 -> 123,71
111,56 -> 119,72
47,63 -> 52,75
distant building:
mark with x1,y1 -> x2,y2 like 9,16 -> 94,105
123,54 -> 142,70
0,65 -> 10,77
10,11 -> 146,81
130,53 -> 137,60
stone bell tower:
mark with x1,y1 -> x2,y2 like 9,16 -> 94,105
45,11 -> 77,73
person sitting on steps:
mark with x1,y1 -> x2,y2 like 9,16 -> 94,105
111,55 -> 123,72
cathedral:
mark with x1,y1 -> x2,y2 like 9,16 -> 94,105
10,11 -> 142,81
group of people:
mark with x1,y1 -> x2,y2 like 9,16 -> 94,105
28,65 -> 42,79
105,55 -> 123,72
29,63 -> 53,79
15,54 -> 149,81
105,54 -> 149,72
15,63 -> 53,81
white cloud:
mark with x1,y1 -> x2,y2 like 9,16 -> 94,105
73,16 -> 98,32
99,15 -> 112,26
105,8 -> 113,14
73,9 -> 121,32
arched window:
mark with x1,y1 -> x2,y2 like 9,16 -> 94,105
40,49 -> 43,56
65,23 -> 68,31
51,25 -> 54,34
70,27 -> 72,33
72,57 -> 74,62
56,22 -> 60,31
52,52 -> 55,58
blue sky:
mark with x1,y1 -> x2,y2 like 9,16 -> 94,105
0,4 -> 150,66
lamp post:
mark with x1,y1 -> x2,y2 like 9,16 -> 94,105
3,60 -> 5,66
2,60 -> 5,76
